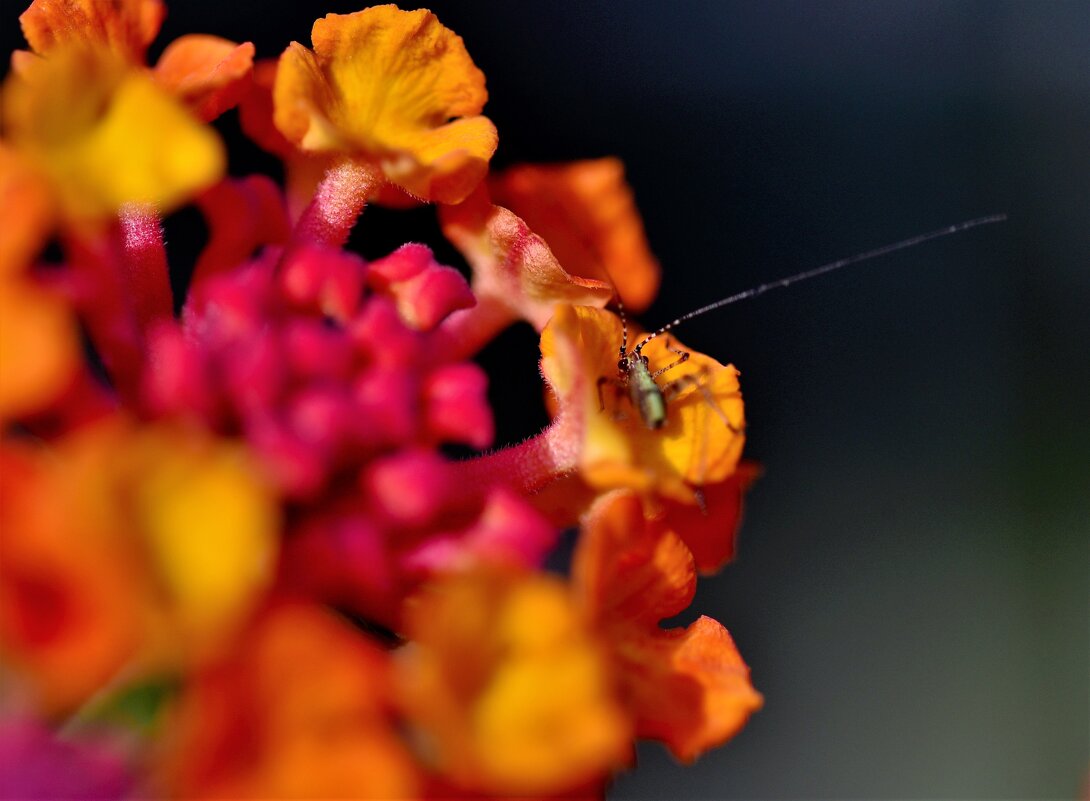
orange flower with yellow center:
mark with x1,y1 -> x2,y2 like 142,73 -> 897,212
398,569 -> 631,796
274,6 -> 498,204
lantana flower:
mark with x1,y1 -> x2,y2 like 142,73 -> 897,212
18,0 -> 254,123
273,6 -> 498,246
0,2 -> 764,797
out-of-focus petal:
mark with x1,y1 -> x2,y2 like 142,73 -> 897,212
19,0 -> 164,62
573,492 -> 762,762
0,276 -> 78,420
160,604 -> 419,799
540,305 -> 745,503
491,159 -> 661,311
0,719 -> 132,800
191,175 -> 290,287
2,48 -> 224,221
273,7 -> 497,203
153,34 -> 255,122
128,429 -> 279,656
399,569 -> 630,796
0,436 -> 148,713
0,144 -> 54,276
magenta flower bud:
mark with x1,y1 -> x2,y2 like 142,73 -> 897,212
369,243 -> 475,331
362,449 -> 453,528
278,243 -> 365,323
423,362 -> 494,449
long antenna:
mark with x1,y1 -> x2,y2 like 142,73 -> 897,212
634,214 -> 1006,353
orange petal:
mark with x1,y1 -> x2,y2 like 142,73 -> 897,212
0,143 -> 54,276
399,568 -> 631,796
239,58 -> 296,158
572,492 -> 695,628
154,34 -> 255,122
440,187 -> 614,330
617,615 -> 764,763
0,274 -> 78,420
652,461 -> 760,574
573,492 -> 762,762
540,305 -> 745,503
0,436 -> 149,713
490,159 -> 661,311
2,47 -> 225,221
273,6 -> 497,203
19,0 -> 165,61
160,604 -> 420,799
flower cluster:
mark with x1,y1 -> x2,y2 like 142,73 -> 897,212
0,2 -> 762,797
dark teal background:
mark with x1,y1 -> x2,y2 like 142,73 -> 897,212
5,1 -> 1087,797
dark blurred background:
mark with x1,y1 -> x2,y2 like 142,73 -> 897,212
5,1 -> 1088,798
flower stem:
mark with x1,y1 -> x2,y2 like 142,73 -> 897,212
119,204 -> 173,328
455,417 -> 580,495
293,159 -> 380,247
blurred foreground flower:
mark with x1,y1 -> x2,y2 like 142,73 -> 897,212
0,2 -> 759,797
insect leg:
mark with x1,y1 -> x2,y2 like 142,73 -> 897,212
651,337 -> 690,380
663,367 -> 744,433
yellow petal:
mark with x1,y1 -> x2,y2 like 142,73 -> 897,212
2,48 -> 225,221
132,430 -> 279,654
274,6 -> 496,203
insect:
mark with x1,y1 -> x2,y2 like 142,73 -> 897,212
598,215 -> 1007,431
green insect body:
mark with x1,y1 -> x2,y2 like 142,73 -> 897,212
622,352 -> 667,430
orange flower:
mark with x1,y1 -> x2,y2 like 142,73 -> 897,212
399,569 -> 631,796
540,305 -> 745,504
1,46 -> 224,223
573,491 -> 763,762
490,159 -> 661,312
274,6 -> 498,204
0,420 -> 279,712
159,604 -> 419,799
18,0 -> 254,123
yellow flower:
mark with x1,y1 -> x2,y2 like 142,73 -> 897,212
2,46 -> 224,223
274,6 -> 497,204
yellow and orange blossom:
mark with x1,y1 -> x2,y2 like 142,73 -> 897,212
1,46 -> 224,223
398,569 -> 631,796
541,305 -> 746,504
274,6 -> 498,204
